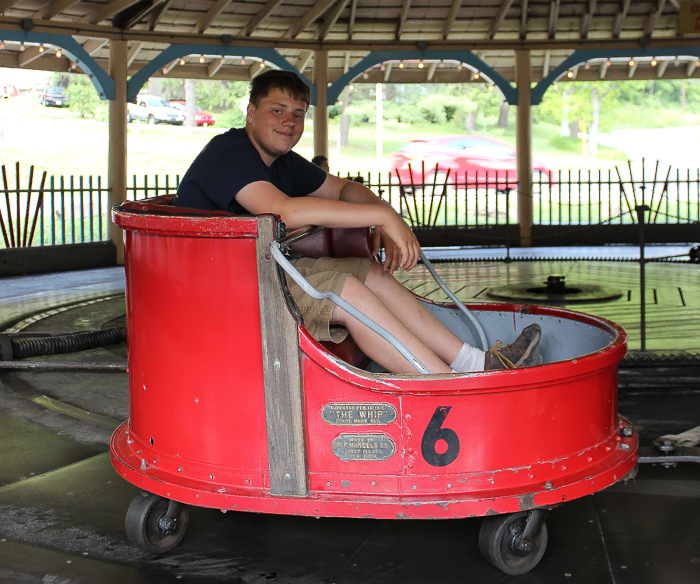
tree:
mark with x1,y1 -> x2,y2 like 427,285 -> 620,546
65,74 -> 100,118
158,78 -> 249,128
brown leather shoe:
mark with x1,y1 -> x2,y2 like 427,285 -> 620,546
484,323 -> 542,370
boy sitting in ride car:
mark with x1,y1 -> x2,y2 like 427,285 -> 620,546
174,70 -> 541,374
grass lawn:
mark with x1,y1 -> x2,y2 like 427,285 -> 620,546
0,94 -> 663,186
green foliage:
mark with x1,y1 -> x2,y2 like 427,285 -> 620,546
65,74 -> 101,118
346,100 -> 377,124
159,79 -> 184,100
462,85 -> 501,128
195,80 -> 249,110
549,135 -> 583,152
215,108 -> 246,129
49,73 -> 70,88
159,78 -> 249,113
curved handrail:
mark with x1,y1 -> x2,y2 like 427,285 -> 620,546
419,252 -> 489,351
270,241 -> 429,374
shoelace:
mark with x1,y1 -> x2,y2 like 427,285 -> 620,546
488,340 -> 517,369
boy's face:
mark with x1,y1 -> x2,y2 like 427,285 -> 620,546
246,88 -> 307,165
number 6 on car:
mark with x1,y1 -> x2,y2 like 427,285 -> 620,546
421,406 -> 460,467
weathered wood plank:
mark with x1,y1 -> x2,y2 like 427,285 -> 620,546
256,216 -> 307,496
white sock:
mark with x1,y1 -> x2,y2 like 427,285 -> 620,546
449,342 -> 485,373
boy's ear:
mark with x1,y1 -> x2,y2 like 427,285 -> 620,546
246,102 -> 254,122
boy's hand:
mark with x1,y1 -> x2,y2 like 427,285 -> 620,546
374,218 -> 421,274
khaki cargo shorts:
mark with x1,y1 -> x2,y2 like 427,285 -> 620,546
288,256 -> 372,343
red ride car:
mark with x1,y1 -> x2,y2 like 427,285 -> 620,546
388,135 -> 550,186
168,101 -> 216,126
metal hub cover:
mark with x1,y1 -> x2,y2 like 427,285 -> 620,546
487,274 -> 623,304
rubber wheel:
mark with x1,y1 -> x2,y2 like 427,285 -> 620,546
479,511 -> 548,575
125,492 -> 189,554
148,114 -> 157,125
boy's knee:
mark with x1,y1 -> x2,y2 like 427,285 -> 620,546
340,275 -> 369,301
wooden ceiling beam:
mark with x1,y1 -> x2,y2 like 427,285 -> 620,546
348,0 -> 358,39
82,38 -> 107,56
34,0 -> 80,20
250,60 -> 265,78
396,0 -> 412,40
192,0 -> 230,34
383,62 -> 393,82
208,57 -> 224,77
657,59 -> 669,78
628,59 -> 637,78
442,0 -> 462,40
162,58 -> 178,75
286,0 -> 337,39
519,0 -> 529,39
599,59 -> 608,79
613,0 -> 632,38
427,61 -> 438,81
548,0 -> 560,39
645,0 -> 667,36
127,41 -> 142,66
542,50 -> 550,76
18,46 -> 45,67
490,0 -> 515,39
81,0 -> 143,25
0,0 -> 18,12
297,49 -> 313,73
244,0 -> 283,36
687,59 -> 697,77
319,0 -> 351,40
8,15 -> 700,52
580,0 -> 597,39
148,0 -> 171,31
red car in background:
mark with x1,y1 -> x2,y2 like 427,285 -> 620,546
168,101 -> 216,126
388,135 -> 550,186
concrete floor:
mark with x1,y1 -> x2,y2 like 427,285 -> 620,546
1,255 -> 699,584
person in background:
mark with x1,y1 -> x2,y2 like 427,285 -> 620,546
311,155 -> 329,172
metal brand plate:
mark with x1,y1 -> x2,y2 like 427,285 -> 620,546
331,433 -> 396,462
321,402 -> 397,426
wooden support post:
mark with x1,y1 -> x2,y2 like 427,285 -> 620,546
516,50 -> 533,247
108,39 -> 127,265
314,50 -> 329,159
256,216 -> 307,496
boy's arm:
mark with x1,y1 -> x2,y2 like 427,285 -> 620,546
307,174 -> 419,273
235,179 -> 420,272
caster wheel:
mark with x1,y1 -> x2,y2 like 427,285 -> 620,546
689,245 -> 700,263
479,510 -> 548,575
125,492 -> 189,554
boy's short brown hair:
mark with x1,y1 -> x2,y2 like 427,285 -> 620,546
249,70 -> 311,108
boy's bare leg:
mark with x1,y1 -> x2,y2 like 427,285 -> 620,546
363,262 -> 466,364
332,276 -> 452,375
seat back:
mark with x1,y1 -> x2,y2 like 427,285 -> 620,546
290,227 -> 374,259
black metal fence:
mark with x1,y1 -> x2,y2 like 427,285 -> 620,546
351,167 -> 700,229
1,163 -> 698,249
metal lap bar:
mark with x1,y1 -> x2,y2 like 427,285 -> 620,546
277,225 -> 324,249
419,251 -> 489,351
270,241 -> 430,374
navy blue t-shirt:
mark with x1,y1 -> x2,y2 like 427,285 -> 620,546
174,128 -> 327,213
